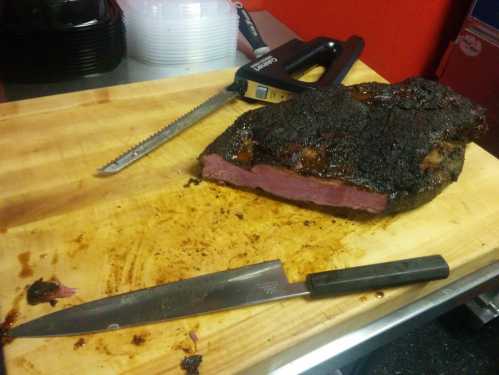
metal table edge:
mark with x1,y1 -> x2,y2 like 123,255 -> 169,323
241,261 -> 499,375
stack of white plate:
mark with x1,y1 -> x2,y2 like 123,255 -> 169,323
118,0 -> 239,65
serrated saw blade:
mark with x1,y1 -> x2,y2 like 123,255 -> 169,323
97,88 -> 239,176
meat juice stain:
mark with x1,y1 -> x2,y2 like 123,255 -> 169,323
183,178 -> 201,188
100,181 -> 377,299
95,339 -> 111,356
0,310 -> 18,344
17,251 -> 33,278
70,233 -> 89,257
173,339 -> 195,355
1,291 -> 25,344
181,185 -> 360,284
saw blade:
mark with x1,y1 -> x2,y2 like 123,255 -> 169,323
97,88 -> 239,175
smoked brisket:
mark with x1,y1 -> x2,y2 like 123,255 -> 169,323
200,78 -> 487,214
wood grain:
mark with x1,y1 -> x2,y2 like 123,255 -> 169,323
0,61 -> 498,375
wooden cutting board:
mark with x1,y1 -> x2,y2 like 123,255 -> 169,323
1,61 -> 498,375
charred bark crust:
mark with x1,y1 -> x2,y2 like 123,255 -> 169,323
201,78 -> 487,213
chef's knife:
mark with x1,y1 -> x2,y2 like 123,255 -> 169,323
7,255 -> 449,337
97,35 -> 364,175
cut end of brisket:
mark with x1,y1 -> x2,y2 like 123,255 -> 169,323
200,77 -> 487,215
201,154 -> 388,213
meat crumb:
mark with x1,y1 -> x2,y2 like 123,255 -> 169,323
189,330 -> 199,352
18,251 -> 33,278
189,330 -> 199,343
375,291 -> 385,299
235,212 -> 244,220
27,278 -> 76,306
73,338 -> 86,350
131,334 -> 146,346
181,355 -> 202,375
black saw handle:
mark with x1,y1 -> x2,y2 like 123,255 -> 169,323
306,255 -> 449,298
234,35 -> 365,94
234,2 -> 270,57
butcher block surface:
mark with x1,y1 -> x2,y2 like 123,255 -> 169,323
1,61 -> 498,374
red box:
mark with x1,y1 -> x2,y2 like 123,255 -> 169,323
437,1 -> 499,156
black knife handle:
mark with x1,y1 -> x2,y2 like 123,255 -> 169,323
234,2 -> 270,57
306,255 -> 449,298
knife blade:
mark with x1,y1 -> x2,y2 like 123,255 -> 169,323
7,255 -> 449,338
96,35 -> 364,175
97,3 -> 267,177
97,88 -> 239,175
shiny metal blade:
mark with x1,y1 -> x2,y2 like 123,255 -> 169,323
8,260 -> 308,337
97,88 -> 239,176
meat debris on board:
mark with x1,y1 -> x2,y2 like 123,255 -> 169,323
73,338 -> 86,350
27,278 -> 76,306
200,78 -> 487,215
181,354 -> 203,375
0,310 -> 18,345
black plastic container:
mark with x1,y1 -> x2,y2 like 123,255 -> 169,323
0,0 -> 126,83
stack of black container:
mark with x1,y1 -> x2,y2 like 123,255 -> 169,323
0,0 -> 126,83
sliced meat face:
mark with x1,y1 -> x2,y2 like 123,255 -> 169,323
201,154 -> 388,213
